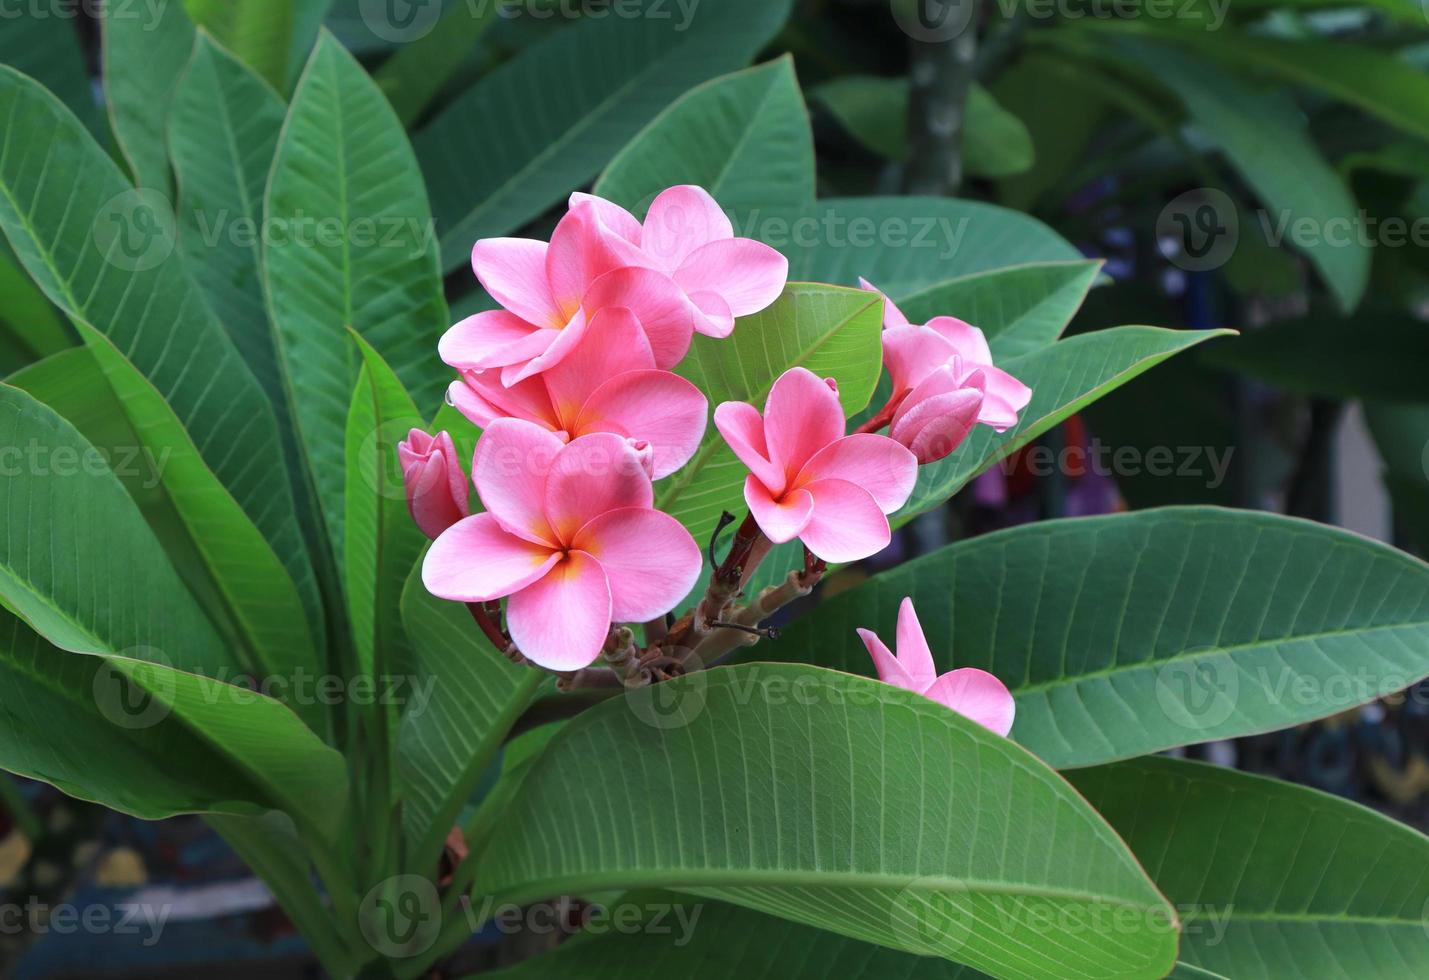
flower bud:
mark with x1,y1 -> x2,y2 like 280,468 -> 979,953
398,429 -> 470,539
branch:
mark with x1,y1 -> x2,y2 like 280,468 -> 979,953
903,0 -> 979,196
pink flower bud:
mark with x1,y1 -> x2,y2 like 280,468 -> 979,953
398,429 -> 470,540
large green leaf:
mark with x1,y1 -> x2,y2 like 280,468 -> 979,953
396,564 -> 545,874
0,10 -> 100,137
899,327 -> 1232,522
594,57 -> 815,217
265,31 -> 448,569
469,664 -> 1178,980
170,35 -> 289,412
101,0 -> 197,189
0,65 -> 320,646
655,283 -> 885,542
0,250 -> 70,365
1070,757 -> 1429,978
784,198 -> 1080,298
375,1 -> 501,126
416,0 -> 796,271
761,507 -> 1429,769
182,0 -> 300,90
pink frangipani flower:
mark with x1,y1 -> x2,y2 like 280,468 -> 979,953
422,420 -> 701,671
447,308 -> 707,479
714,367 -> 917,563
858,597 -> 1015,736
860,278 -> 1032,463
398,429 -> 469,540
441,200 -> 694,386
570,185 -> 789,339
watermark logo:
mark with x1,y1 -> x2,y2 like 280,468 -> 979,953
93,648 -> 176,731
890,879 -> 974,956
1156,188 -> 1238,272
356,417 -> 426,501
360,0 -> 444,42
890,0 -> 977,41
91,189 -> 175,273
359,875 -> 441,958
625,652 -> 708,730
1155,652 -> 1238,731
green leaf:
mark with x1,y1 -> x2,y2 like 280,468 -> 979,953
783,198 -> 1081,298
416,0 -> 796,272
1366,403 -> 1429,554
170,35 -> 289,413
962,86 -> 1036,180
182,0 -> 300,90
595,57 -> 815,217
101,0 -> 197,189
0,607 -> 344,827
0,9 -> 101,138
375,1 -> 501,126
0,65 -> 321,651
1069,757 -> 1429,978
396,563 -> 545,875
0,250 -> 70,363
763,507 -> 1429,769
655,284 -> 885,542
898,260 -> 1104,359
470,664 -> 1178,979
1202,310 -> 1429,403
899,327 -> 1233,522
265,30 -> 448,569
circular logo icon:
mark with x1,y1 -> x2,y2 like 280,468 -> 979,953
889,0 -> 977,42
889,878 -> 975,957
624,654 -> 709,731
93,648 -> 176,730
359,0 -> 444,43
357,416 -> 425,501
359,874 -> 441,958
1154,653 -> 1239,731
91,189 -> 176,273
1155,188 -> 1239,273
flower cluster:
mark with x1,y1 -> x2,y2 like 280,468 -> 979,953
400,184 -> 1028,730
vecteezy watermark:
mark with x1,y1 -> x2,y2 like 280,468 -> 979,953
360,875 -> 442,958
1155,652 -> 1240,731
188,209 -> 439,263
625,647 -> 709,730
889,0 -> 978,42
1258,208 -> 1429,251
991,0 -> 1228,30
1156,188 -> 1239,273
91,189 -> 177,273
466,895 -> 704,944
0,0 -> 166,26
93,648 -> 176,730
0,439 -> 172,489
733,208 -> 971,260
1007,441 -> 1235,490
358,0 -> 702,43
0,897 -> 171,947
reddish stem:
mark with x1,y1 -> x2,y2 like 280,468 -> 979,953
853,391 -> 908,435
466,602 -> 511,652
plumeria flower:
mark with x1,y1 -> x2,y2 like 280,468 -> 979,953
441,199 -> 694,386
398,429 -> 469,540
860,278 -> 1032,463
422,420 -> 701,671
858,597 -> 1015,737
447,307 -> 707,479
714,367 -> 916,563
570,185 -> 788,338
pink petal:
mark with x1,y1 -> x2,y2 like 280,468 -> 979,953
674,238 -> 788,318
796,433 -> 916,514
501,306 -> 590,385
506,551 -> 612,671
798,478 -> 890,563
764,367 -> 845,483
858,277 -> 910,329
687,290 -> 735,339
422,514 -> 560,602
975,364 -> 1033,431
439,311 -> 552,371
472,418 -> 564,546
922,668 -> 1017,737
449,370 -> 556,430
894,597 -> 937,689
890,388 -> 983,464
572,507 -> 702,622
569,191 -> 644,245
641,185 -> 732,270
399,429 -> 470,540
577,369 -> 708,479
745,476 -> 815,543
926,316 -> 992,365
881,325 -> 957,394
471,238 -> 561,328
543,307 -> 656,417
545,202 -> 641,318
857,628 -> 913,689
543,433 -> 654,543
582,267 -> 695,370
714,401 -> 784,493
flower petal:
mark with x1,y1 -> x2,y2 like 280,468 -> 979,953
858,628 -> 913,690
542,307 -> 656,418
922,668 -> 1016,737
881,325 -> 956,394
889,388 -> 983,464
422,514 -> 560,602
641,185 -> 732,270
471,238 -> 561,328
472,418 -> 564,546
545,202 -> 641,317
577,369 -> 708,479
798,478 -> 890,563
582,266 -> 695,370
858,277 -> 910,329
894,597 -> 937,689
399,429 -> 470,540
674,237 -> 788,318
687,290 -> 734,339
500,306 -> 590,386
506,551 -> 612,671
796,433 -> 916,514
543,432 -> 654,543
449,370 -> 555,430
764,367 -> 844,482
745,476 -> 814,543
975,364 -> 1033,431
926,316 -> 992,365
714,401 -> 784,493
439,310 -> 552,371
569,191 -> 644,245
572,507 -> 702,622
